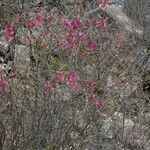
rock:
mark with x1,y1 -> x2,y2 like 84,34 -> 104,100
101,111 -> 135,141
123,119 -> 134,136
101,117 -> 114,139
70,131 -> 79,140
0,64 -> 7,72
112,111 -> 123,122
144,139 -> 150,150
120,82 -> 138,99
85,64 -> 96,78
145,113 -> 150,124
14,45 -> 30,76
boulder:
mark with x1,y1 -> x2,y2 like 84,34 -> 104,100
14,44 -> 30,77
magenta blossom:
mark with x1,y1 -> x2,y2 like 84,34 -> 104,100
1,23 -> 14,43
91,99 -> 103,108
15,14 -> 21,22
6,100 -> 13,110
66,30 -> 77,47
46,13 -> 53,22
33,15 -> 43,26
43,80 -> 52,92
23,35 -> 31,46
61,17 -> 81,30
86,79 -> 95,90
5,23 -> 14,35
25,19 -> 34,28
66,70 -> 78,90
77,32 -> 87,40
86,39 -> 97,51
113,33 -> 121,42
0,77 -> 7,88
96,0 -> 108,7
70,18 -> 81,30
99,19 -> 108,28
54,38 -> 68,46
61,17 -> 70,27
90,17 -> 108,28
54,71 -> 65,84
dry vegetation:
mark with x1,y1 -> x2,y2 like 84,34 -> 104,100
0,0 -> 149,150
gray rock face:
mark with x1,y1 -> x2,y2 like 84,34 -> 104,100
100,111 -> 150,150
14,45 -> 30,76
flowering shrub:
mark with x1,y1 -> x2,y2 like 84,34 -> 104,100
86,79 -> 95,90
0,1 -> 149,150
0,23 -> 14,44
0,77 -> 7,87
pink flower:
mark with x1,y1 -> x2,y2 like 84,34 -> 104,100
86,79 -> 95,90
15,14 -> 21,22
90,17 -> 98,26
99,19 -> 108,28
113,33 -> 121,42
6,100 -> 13,110
33,15 -> 42,26
61,17 -> 81,30
77,32 -> 87,40
90,17 -> 108,28
55,31 -> 77,48
0,77 -> 7,88
9,70 -> 17,78
86,39 -> 97,51
43,80 -> 51,92
46,13 -> 53,22
61,17 -> 70,27
23,35 -> 31,46
54,71 -> 65,84
66,30 -> 76,47
70,18 -> 81,30
54,38 -> 67,46
66,70 -> 78,90
5,23 -> 14,35
1,23 -> 14,42
37,9 -> 47,18
91,99 -> 103,108
1,33 -> 12,42
25,19 -> 34,28
96,0 -> 108,7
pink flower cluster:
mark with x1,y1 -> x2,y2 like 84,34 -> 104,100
43,70 -> 78,92
55,16 -> 109,52
55,30 -> 87,48
25,15 -> 43,28
54,71 -> 65,84
86,79 -> 95,90
92,98 -> 103,108
25,10 -> 47,28
0,77 -> 7,88
0,23 -> 14,43
55,30 -> 97,51
88,93 -> 104,108
113,33 -> 121,42
43,80 -> 51,92
90,17 -> 108,28
112,33 -> 121,48
42,71 -> 104,109
66,70 -> 78,90
6,100 -> 13,110
61,17 -> 81,30
86,39 -> 97,52
96,0 -> 108,7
